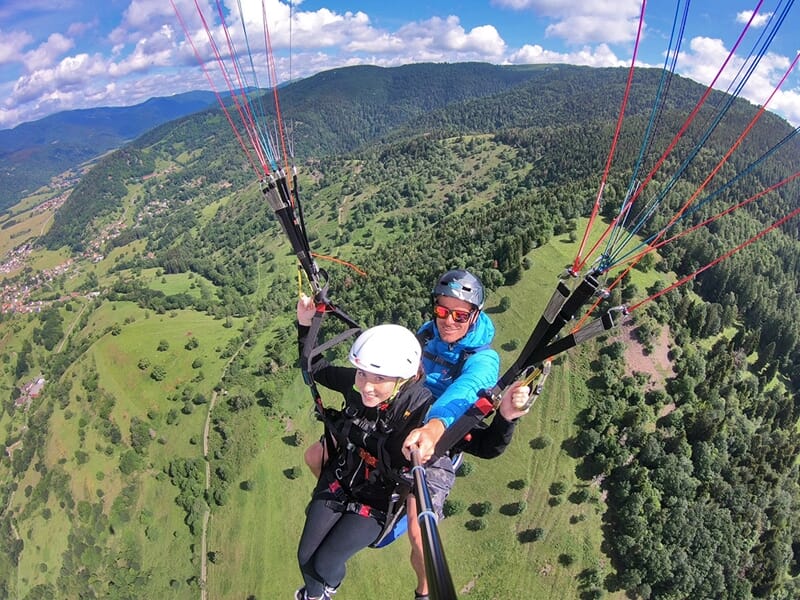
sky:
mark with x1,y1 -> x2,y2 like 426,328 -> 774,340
1,0 -> 799,130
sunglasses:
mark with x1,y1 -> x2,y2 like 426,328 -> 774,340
433,304 -> 474,323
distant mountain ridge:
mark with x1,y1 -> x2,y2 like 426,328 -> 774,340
0,91 -> 220,209
44,62 -> 799,256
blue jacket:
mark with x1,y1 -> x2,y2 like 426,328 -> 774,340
418,311 -> 500,428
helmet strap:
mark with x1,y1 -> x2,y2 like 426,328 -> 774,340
387,377 -> 409,402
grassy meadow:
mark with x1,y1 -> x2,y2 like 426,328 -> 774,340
0,151 -> 675,599
201,221 -> 636,599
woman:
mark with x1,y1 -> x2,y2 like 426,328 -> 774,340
295,295 -> 432,600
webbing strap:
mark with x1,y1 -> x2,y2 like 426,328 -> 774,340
433,396 -> 495,458
301,284 -> 362,375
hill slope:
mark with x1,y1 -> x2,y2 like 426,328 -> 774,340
1,62 -> 799,600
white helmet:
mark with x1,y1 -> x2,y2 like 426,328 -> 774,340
348,324 -> 422,379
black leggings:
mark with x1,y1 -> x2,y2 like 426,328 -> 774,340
297,498 -> 383,597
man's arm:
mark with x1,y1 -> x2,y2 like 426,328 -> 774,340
405,379 -> 530,462
403,350 -> 500,462
450,380 -> 532,458
424,349 -> 500,428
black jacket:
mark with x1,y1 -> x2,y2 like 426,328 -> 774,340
457,412 -> 518,459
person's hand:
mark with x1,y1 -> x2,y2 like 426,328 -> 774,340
403,419 -> 446,463
297,294 -> 316,326
498,380 -> 532,421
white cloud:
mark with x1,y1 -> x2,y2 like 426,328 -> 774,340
0,106 -> 23,129
11,53 -> 107,104
736,10 -> 773,28
676,36 -> 731,88
0,30 -> 34,65
23,33 -> 74,71
677,36 -> 800,126
766,87 -> 800,128
287,8 -> 372,48
67,20 -> 97,38
390,16 -> 506,58
510,42 -> 627,67
545,15 -> 637,45
492,0 -> 642,45
107,33 -> 175,78
119,0 -> 183,33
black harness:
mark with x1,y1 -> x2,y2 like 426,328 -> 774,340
315,401 -> 413,540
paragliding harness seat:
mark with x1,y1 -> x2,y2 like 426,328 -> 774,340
313,402 -> 415,548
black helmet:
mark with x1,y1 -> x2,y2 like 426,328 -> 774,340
432,269 -> 485,310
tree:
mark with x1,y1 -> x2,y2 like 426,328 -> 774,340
456,461 -> 474,476
151,365 -> 167,381
443,499 -> 465,517
130,418 -> 153,454
635,252 -> 656,272
471,501 -> 493,516
466,519 -> 487,531
518,528 -> 544,543
119,449 -> 144,474
228,392 -> 254,412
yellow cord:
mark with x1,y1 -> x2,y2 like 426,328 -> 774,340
297,263 -> 308,297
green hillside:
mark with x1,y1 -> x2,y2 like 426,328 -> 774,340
1,63 -> 799,600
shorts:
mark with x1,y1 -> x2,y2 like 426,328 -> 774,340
422,455 -> 456,518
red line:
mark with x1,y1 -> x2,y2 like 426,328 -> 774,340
261,0 -> 293,188
214,0 -> 270,170
574,0 -> 768,273
171,0 -> 264,178
574,47 -> 799,328
572,0 -> 646,273
620,170 -> 800,267
628,205 -> 800,312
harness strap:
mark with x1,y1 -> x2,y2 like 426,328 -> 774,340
325,480 -> 387,521
421,340 -> 493,381
358,447 -> 378,468
324,499 -> 386,520
302,295 -> 361,375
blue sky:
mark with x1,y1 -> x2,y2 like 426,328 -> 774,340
0,0 -> 798,130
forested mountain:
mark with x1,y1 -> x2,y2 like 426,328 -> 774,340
0,91 -> 219,210
2,62 -> 800,599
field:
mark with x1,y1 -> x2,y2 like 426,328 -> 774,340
0,169 -> 669,600
202,223 -> 634,599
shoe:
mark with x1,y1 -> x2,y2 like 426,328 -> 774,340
414,592 -> 430,600
324,584 -> 338,596
294,588 -> 330,600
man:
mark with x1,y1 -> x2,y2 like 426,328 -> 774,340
401,269 -> 530,600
